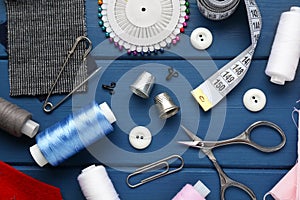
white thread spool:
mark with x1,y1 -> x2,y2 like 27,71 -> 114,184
265,7 -> 300,85
78,165 -> 120,200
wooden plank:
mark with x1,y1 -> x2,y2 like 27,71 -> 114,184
0,0 -> 299,58
14,166 -> 289,200
81,0 -> 300,59
0,59 -> 297,169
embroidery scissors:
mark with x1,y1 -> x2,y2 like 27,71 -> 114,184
178,121 -> 286,200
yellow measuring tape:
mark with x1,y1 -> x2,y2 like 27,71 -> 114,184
192,0 -> 262,111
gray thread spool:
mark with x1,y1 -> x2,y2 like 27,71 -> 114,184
154,92 -> 180,119
130,71 -> 155,98
0,98 -> 39,138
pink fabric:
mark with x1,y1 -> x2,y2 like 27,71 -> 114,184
172,184 -> 205,200
264,163 -> 297,200
264,109 -> 300,200
296,110 -> 300,200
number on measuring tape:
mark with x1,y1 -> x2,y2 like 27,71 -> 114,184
241,54 -> 252,66
213,78 -> 228,92
221,70 -> 238,84
252,19 -> 261,31
250,7 -> 259,18
231,63 -> 246,76
253,31 -> 260,43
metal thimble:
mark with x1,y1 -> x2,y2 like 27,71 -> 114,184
130,71 -> 155,98
154,92 -> 180,119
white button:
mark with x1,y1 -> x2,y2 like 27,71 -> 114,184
129,126 -> 152,150
190,27 -> 213,50
243,89 -> 266,112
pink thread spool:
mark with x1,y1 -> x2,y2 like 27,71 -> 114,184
172,180 -> 210,200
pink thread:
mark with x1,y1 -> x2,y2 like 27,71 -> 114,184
172,184 -> 205,200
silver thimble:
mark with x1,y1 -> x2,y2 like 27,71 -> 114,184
154,92 -> 180,119
130,71 -> 155,98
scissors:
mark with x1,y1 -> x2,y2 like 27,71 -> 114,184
178,121 -> 286,200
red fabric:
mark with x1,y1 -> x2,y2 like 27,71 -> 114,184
0,161 -> 63,200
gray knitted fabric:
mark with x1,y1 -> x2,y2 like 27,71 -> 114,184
6,0 -> 87,96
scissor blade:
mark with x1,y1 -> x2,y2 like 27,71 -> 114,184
180,125 -> 202,141
178,141 -> 201,148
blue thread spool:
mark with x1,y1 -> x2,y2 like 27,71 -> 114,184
30,102 -> 116,167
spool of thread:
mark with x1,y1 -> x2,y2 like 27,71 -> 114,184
154,92 -> 180,119
30,102 -> 116,167
172,180 -> 210,200
0,97 -> 39,138
265,7 -> 300,85
78,165 -> 120,200
130,71 -> 155,98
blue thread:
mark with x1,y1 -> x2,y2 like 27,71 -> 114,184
36,102 -> 113,166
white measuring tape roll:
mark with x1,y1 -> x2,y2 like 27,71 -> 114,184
192,0 -> 262,111
197,0 -> 240,20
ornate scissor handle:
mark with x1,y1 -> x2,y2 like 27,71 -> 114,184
244,121 -> 286,152
220,178 -> 257,200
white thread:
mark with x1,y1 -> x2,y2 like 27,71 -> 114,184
78,165 -> 120,200
265,7 -> 300,85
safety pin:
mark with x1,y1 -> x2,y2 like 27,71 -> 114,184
126,155 -> 184,188
43,36 -> 93,113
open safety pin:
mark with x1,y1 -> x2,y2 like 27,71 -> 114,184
43,36 -> 94,113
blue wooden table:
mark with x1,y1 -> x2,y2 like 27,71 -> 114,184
0,0 -> 299,199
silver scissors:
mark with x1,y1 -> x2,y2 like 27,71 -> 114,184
178,121 -> 286,200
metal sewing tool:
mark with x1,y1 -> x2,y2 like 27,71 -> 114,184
126,155 -> 184,188
102,82 -> 116,95
130,71 -> 155,98
166,67 -> 179,81
43,36 -> 94,113
154,92 -> 180,119
178,121 -> 286,200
